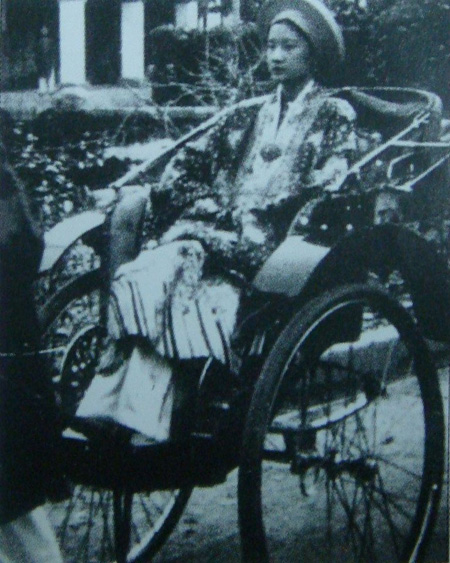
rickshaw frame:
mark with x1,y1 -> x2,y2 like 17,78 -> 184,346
39,86 -> 449,563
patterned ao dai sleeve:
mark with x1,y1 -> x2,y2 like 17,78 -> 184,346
288,97 -> 374,245
299,96 -> 358,192
149,116 -> 232,238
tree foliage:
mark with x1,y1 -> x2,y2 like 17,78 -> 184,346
148,0 -> 449,109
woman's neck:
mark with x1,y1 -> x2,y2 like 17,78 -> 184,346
281,76 -> 312,102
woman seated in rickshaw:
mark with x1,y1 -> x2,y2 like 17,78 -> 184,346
77,0 -> 374,441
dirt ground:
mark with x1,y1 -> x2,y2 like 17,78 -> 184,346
153,370 -> 449,563
49,367 -> 449,562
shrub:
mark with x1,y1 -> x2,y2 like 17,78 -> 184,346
147,23 -> 267,106
7,107 -> 211,229
332,0 -> 450,106
147,1 -> 449,109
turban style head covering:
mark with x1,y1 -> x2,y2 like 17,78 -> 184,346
259,0 -> 345,80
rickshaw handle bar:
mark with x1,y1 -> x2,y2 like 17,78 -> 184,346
110,96 -> 269,190
347,111 -> 431,176
395,151 -> 450,193
392,140 -> 450,148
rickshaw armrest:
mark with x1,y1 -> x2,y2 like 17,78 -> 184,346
337,87 -> 443,143
253,236 -> 329,297
344,89 -> 424,119
108,190 -> 149,277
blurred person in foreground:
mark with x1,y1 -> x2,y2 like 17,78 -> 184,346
0,113 -> 66,562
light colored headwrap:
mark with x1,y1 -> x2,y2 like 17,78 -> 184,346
259,0 -> 345,78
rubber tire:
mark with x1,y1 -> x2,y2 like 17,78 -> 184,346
238,283 -> 445,563
39,268 -> 103,333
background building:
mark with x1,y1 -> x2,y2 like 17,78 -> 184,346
0,0 -> 242,89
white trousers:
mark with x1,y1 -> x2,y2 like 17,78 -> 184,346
38,69 -> 56,93
0,507 -> 63,563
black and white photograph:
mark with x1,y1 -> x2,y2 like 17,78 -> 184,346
0,0 -> 449,561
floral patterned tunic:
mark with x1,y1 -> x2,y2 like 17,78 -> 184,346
109,82 -> 362,363
152,81 -> 359,277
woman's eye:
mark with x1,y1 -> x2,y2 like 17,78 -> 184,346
267,42 -> 298,52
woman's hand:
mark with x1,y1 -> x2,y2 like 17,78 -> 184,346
309,155 -> 349,192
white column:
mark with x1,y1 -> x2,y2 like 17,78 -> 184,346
231,0 -> 241,24
121,0 -> 145,81
175,1 -> 198,30
59,0 -> 87,85
207,12 -> 221,28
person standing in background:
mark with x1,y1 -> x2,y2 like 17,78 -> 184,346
36,26 -> 56,94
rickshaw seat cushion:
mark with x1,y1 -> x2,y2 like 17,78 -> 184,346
253,236 -> 329,297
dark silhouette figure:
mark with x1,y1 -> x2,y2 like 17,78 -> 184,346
0,112 -> 65,561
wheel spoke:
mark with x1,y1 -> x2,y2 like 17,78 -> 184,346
361,484 -> 378,562
80,488 -> 98,560
138,493 -> 156,528
99,490 -> 114,560
370,455 -> 423,480
239,285 -> 444,562
42,272 -> 192,562
371,483 -> 416,524
370,477 -> 405,559
332,478 -> 366,559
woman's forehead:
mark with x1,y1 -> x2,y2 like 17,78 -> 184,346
268,20 -> 308,42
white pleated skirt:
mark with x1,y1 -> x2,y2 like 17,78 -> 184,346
108,240 -> 240,365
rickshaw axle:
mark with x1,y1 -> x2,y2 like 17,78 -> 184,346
292,449 -> 379,483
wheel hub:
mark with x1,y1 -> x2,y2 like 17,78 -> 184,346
59,324 -> 101,415
292,442 -> 379,484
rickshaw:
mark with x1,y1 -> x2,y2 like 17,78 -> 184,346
37,87 -> 449,562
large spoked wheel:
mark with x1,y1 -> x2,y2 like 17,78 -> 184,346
39,268 -> 104,417
47,484 -> 192,563
40,270 -> 193,562
238,284 -> 445,562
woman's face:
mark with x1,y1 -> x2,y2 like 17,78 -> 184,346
267,22 -> 312,86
